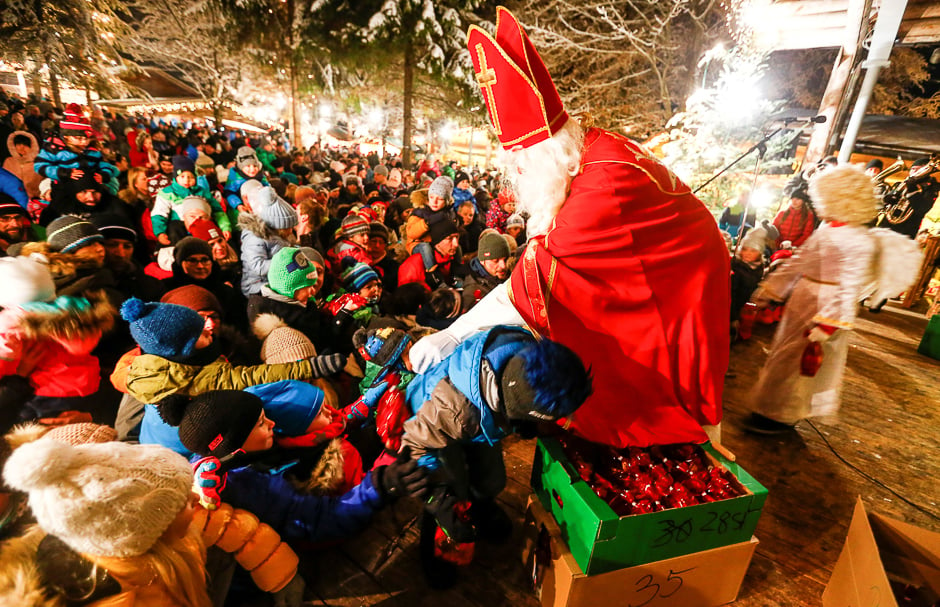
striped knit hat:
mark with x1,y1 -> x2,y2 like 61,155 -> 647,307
46,215 -> 104,253
340,256 -> 379,292
340,214 -> 370,239
58,104 -> 91,136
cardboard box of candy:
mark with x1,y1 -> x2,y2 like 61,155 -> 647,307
522,496 -> 759,607
531,435 -> 768,575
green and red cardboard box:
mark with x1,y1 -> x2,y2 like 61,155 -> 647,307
531,436 -> 768,575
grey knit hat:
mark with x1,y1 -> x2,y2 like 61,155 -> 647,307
258,195 -> 298,230
429,176 -> 454,201
236,146 -> 262,172
478,231 -> 510,261
46,215 -> 104,253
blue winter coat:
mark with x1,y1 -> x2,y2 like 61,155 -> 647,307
223,168 -> 269,210
404,326 -> 534,467
33,138 -> 119,194
0,167 -> 28,208
220,462 -> 384,543
238,211 -> 290,296
452,187 -> 476,212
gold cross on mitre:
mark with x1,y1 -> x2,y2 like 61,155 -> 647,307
475,44 -> 502,135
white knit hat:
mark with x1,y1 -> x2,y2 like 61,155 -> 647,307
0,257 -> 56,308
180,195 -> 212,218
3,440 -> 193,557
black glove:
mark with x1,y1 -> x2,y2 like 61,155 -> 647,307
425,269 -> 446,291
308,353 -> 344,377
374,447 -> 430,500
0,375 -> 34,434
426,487 -> 476,543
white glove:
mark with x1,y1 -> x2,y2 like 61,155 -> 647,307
807,326 -> 832,343
410,282 -> 527,374
410,330 -> 461,374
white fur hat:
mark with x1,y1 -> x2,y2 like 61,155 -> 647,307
3,440 -> 193,558
0,257 -> 56,308
808,164 -> 879,225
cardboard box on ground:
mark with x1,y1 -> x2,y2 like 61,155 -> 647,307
522,496 -> 758,607
531,437 -> 768,575
823,497 -> 940,607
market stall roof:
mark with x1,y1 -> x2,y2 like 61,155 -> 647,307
750,0 -> 940,50
851,114 -> 940,158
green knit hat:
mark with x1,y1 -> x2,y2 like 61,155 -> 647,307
268,247 -> 319,299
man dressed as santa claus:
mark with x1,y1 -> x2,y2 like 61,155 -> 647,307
411,7 -> 731,448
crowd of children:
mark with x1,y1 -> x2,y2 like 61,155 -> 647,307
0,96 -> 598,604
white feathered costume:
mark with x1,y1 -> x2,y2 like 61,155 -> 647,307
750,165 -> 922,423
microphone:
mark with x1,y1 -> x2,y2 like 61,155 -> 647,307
781,115 -> 827,124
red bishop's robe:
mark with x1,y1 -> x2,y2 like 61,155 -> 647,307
508,128 -> 730,447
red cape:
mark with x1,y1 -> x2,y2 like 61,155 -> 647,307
509,128 -> 730,447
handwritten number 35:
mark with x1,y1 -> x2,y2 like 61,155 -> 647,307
628,568 -> 696,607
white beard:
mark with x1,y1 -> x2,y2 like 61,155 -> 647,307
500,119 -> 585,238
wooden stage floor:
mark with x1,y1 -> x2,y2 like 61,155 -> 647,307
291,305 -> 940,607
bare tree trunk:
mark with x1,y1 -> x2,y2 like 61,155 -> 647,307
289,57 -> 302,148
49,68 -> 62,109
31,70 -> 43,97
85,85 -> 93,108
402,39 -> 414,168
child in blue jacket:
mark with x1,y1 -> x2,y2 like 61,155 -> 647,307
159,388 -> 428,545
400,326 -> 592,587
33,104 -> 119,196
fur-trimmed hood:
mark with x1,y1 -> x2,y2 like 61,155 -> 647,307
237,210 -> 281,241
287,438 -> 347,495
16,242 -> 105,288
8,290 -> 115,342
0,526 -> 61,607
6,131 -> 39,163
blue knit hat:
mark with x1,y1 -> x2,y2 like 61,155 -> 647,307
120,298 -> 206,358
501,338 -> 593,422
339,256 -> 379,292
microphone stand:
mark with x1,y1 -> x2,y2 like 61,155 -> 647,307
694,126 -> 787,251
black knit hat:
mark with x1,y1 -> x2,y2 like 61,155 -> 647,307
91,213 -> 137,242
500,339 -> 593,423
429,219 -> 459,247
0,193 -> 28,219
159,391 -> 264,458
369,221 -> 390,243
46,215 -> 103,253
174,236 -> 212,263
172,155 -> 195,176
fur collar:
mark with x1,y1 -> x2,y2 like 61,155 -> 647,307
237,211 -> 279,240
288,438 -> 347,495
17,291 -> 115,341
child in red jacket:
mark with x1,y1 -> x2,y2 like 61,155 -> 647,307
0,257 -> 113,430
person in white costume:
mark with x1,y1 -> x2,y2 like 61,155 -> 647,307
745,164 -> 922,434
